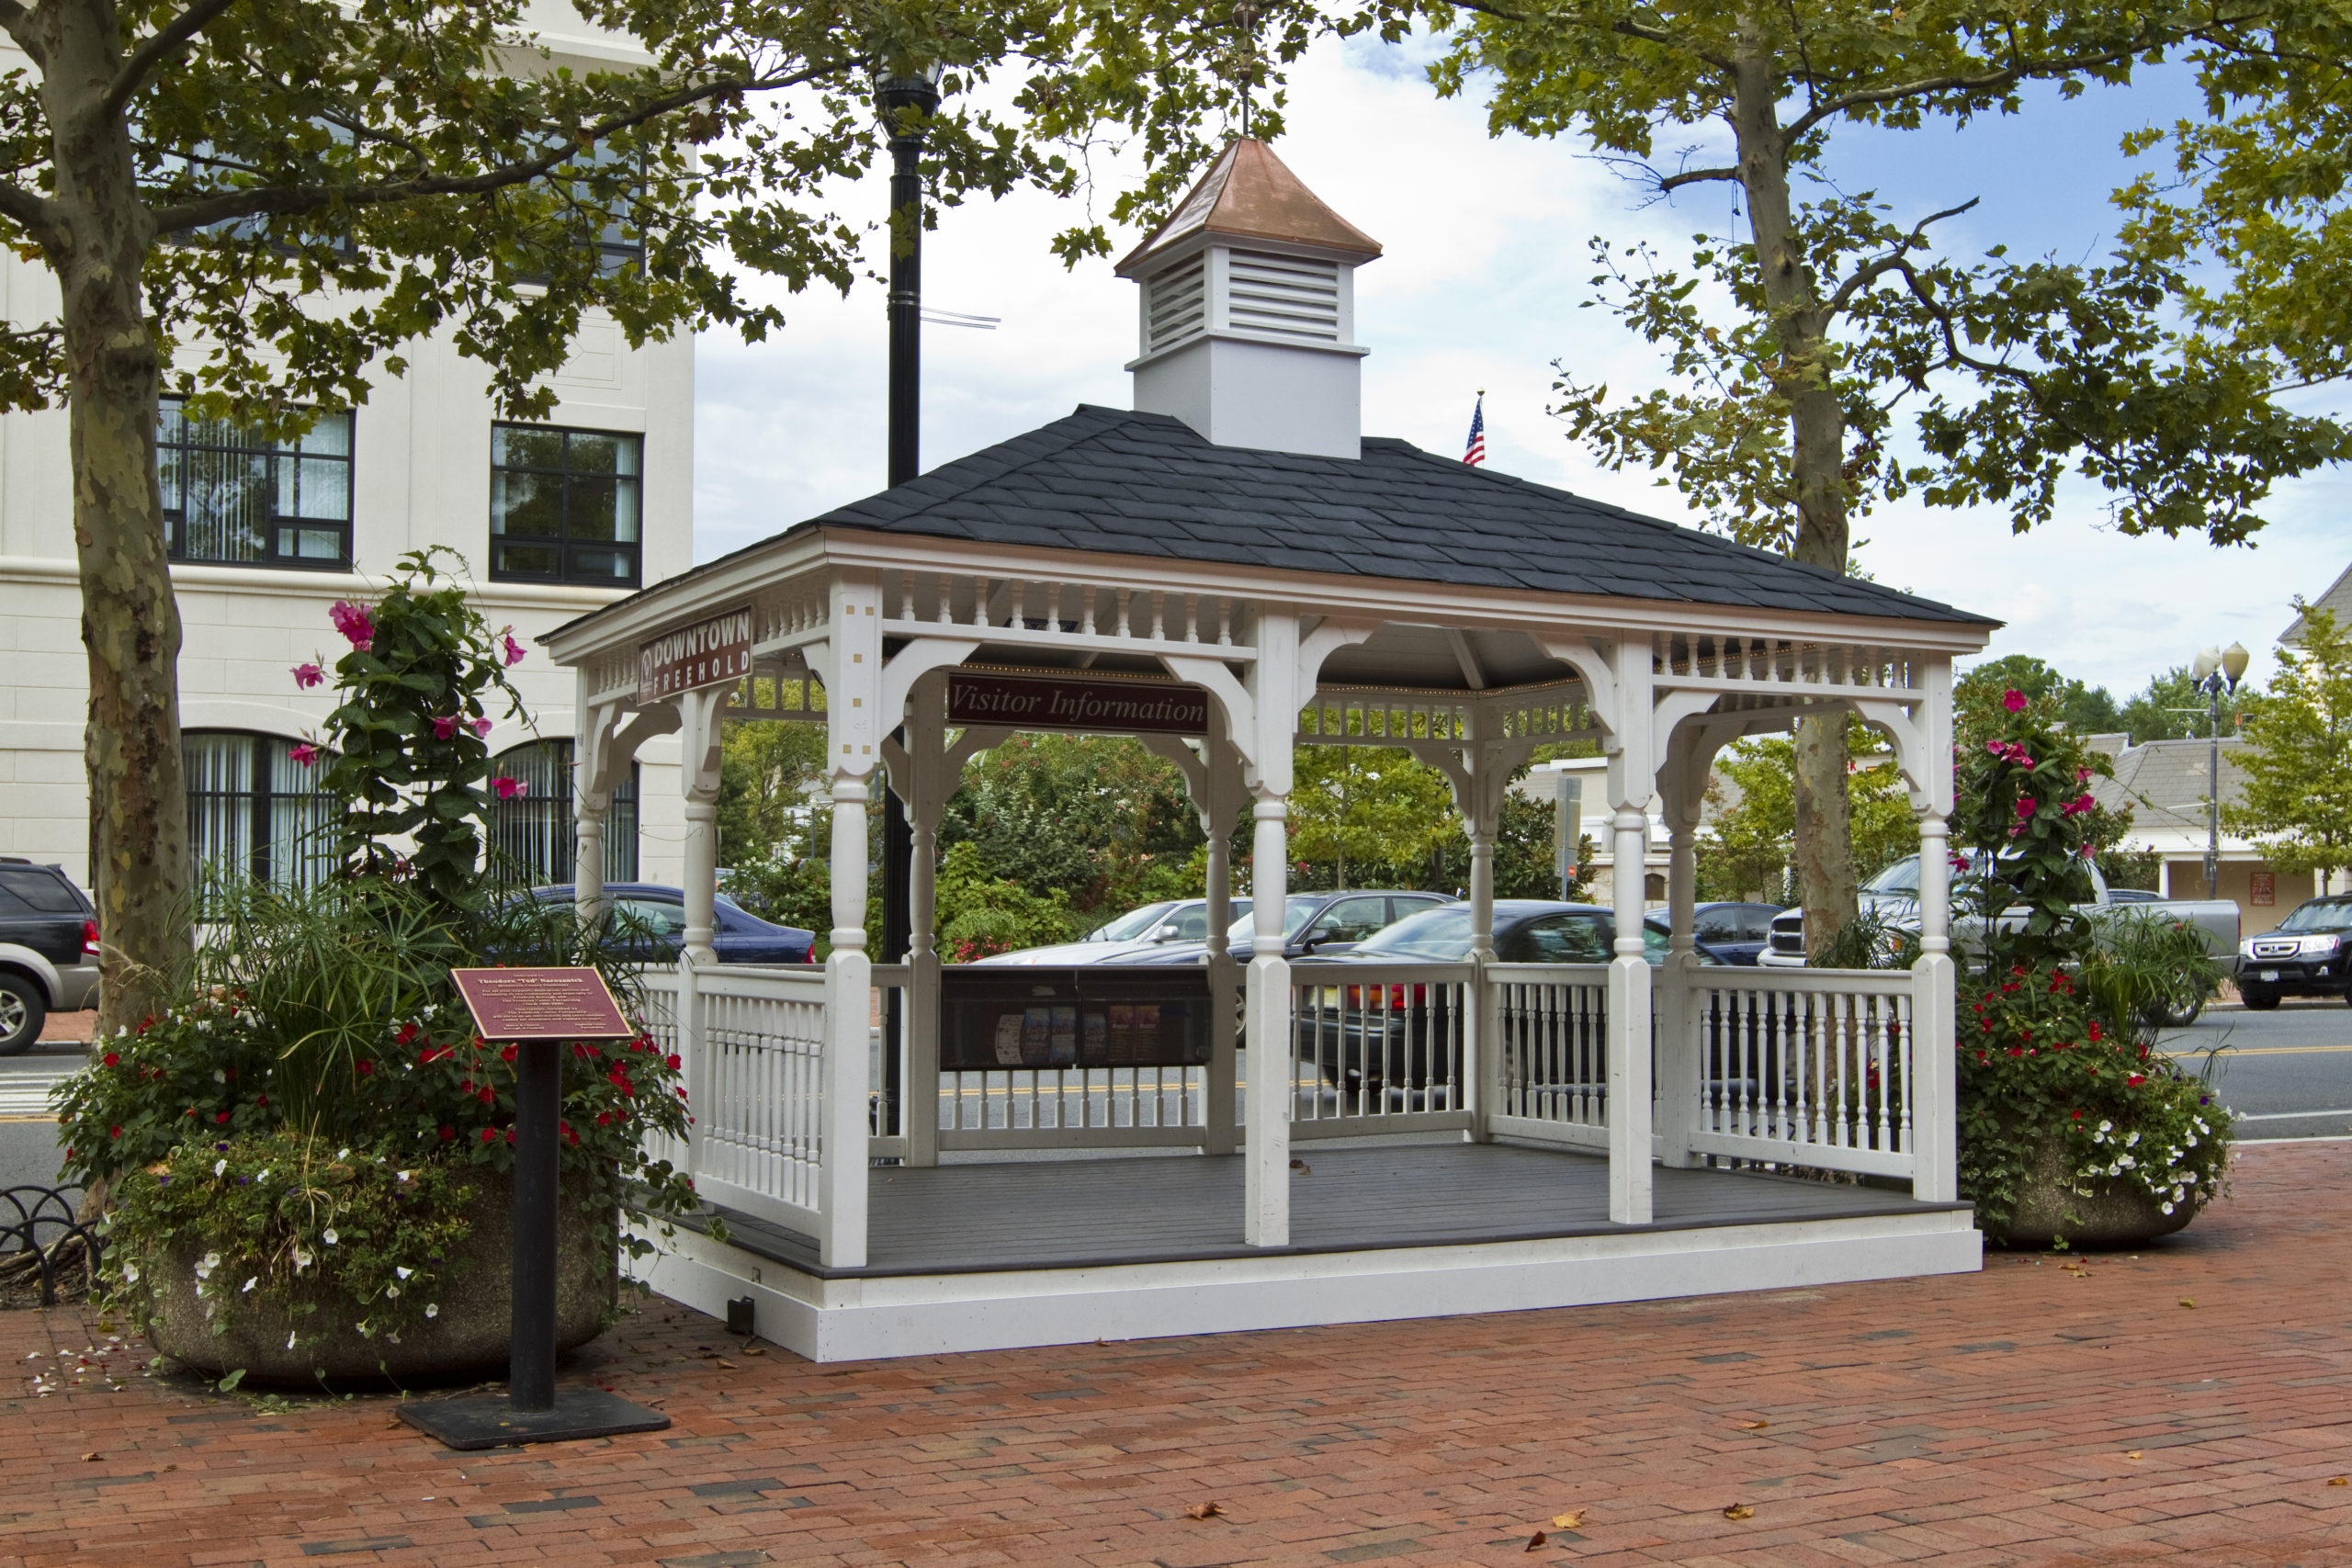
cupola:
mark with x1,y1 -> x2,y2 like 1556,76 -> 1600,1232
1115,139 -> 1381,459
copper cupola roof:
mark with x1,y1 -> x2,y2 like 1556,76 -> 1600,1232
1114,139 -> 1383,277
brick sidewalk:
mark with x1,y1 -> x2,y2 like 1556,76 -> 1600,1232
8,1144 -> 2352,1568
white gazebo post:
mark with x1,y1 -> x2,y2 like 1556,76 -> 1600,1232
1461,711 -> 1502,1141
1240,608 -> 1299,1247
1604,639 -> 1656,1224
818,572 -> 881,1268
1654,728 -> 1708,1170
1908,657 -> 1959,1203
902,670 -> 949,1168
571,689 -> 612,929
677,684 -> 728,966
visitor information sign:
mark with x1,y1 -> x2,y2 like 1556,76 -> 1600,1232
946,671 -> 1207,735
638,606 -> 754,702
451,967 -> 633,1043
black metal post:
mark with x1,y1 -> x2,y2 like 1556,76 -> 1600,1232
876,67 -> 937,1147
508,1038 -> 560,1412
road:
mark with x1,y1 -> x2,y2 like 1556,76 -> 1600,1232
0,996 -> 2337,1199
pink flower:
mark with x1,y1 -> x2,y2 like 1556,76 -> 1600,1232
2002,689 -> 2027,713
1986,740 -> 2004,755
2061,794 -> 2095,818
291,661 -> 324,690
501,627 -> 526,666
288,743 -> 319,768
469,716 -> 492,739
491,776 -> 527,800
2014,797 -> 2036,818
328,601 -> 375,651
431,715 -> 459,740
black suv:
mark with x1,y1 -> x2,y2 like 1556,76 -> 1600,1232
0,859 -> 98,1053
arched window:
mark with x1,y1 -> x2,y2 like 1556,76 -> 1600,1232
185,730 -> 338,887
488,739 -> 638,888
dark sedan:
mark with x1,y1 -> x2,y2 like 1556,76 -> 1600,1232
530,884 -> 816,964
1645,901 -> 1786,966
1297,901 -> 1731,1092
1121,888 -> 1456,967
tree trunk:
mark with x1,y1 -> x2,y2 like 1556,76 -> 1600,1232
1730,25 -> 1858,958
42,5 -> 187,1032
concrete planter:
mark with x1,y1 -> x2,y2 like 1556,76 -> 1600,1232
145,1168 -> 616,1388
1984,1136 -> 2202,1250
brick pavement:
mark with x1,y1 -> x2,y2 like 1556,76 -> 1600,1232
7,1143 -> 2352,1567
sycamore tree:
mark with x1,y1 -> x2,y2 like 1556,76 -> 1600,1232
2223,603 -> 2352,893
1697,723 -> 1916,904
1418,0 -> 2349,958
0,0 -> 1325,1032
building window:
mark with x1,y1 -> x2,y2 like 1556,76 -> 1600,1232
488,739 -> 639,888
160,398 -> 355,568
185,731 -> 339,889
489,425 -> 641,586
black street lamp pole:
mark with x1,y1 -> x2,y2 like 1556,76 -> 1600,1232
876,67 -> 938,1142
2192,641 -> 2251,900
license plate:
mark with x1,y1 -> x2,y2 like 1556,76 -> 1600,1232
2260,969 -> 2280,981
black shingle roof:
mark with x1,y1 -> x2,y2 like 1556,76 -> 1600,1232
797,407 -> 1992,626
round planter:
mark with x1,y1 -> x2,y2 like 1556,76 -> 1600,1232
1984,1136 -> 2204,1250
144,1168 -> 616,1387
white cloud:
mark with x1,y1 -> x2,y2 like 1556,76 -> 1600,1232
691,34 -> 2348,702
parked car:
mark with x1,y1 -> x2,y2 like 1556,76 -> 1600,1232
1119,889 -> 1458,966
1645,900 -> 1785,965
528,884 -> 815,964
969,897 -> 1256,966
1758,853 -> 2239,972
0,857 -> 99,1054
1296,901 -> 1732,1091
2237,896 -> 2352,1010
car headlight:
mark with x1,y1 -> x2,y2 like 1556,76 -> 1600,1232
2305,934 -> 2343,955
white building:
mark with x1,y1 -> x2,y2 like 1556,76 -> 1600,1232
0,6 -> 692,892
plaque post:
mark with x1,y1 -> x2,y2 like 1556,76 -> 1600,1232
399,967 -> 670,1450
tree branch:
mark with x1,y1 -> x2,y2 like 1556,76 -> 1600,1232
101,0 -> 246,122
0,1 -> 43,68
0,175 -> 63,248
1824,197 -> 1979,316
1658,164 -> 1739,191
1447,0 -> 1736,72
150,55 -> 864,236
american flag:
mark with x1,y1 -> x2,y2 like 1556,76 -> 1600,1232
1463,393 -> 1486,466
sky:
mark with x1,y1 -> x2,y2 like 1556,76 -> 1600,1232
690,33 -> 2348,705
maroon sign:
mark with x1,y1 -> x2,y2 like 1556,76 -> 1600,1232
947,671 -> 1208,735
452,967 -> 634,1043
638,606 -> 754,702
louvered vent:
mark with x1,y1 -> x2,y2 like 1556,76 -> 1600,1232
1226,250 -> 1340,342
1145,254 -> 1207,354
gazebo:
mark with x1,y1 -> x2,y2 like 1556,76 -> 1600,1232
542,140 -> 1996,1362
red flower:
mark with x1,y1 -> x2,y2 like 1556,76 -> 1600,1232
2087,1021 -> 2103,1043
356,1060 -> 373,1076
214,1111 -> 229,1123
108,1126 -> 120,1139
254,1094 -> 267,1107
2002,689 -> 2028,713
2071,1110 -> 2083,1120
2127,1074 -> 2146,1087
595,1112 -> 613,1125
491,775 -> 526,801
504,1130 -> 515,1145
102,1052 -> 119,1067
499,1044 -> 517,1063
478,1087 -> 494,1104
438,1125 -> 455,1142
665,1054 -> 682,1072
480,1127 -> 496,1143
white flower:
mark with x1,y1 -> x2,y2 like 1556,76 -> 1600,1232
2098,1120 -> 2113,1134
212,1159 -> 227,1178
255,1169 -> 269,1183
322,1228 -> 338,1246
241,1277 -> 257,1294
384,1284 -> 400,1298
286,1332 -> 298,1351
2162,1201 -> 2176,1214
211,1069 -> 225,1085
396,1170 -> 411,1183
2119,1156 -> 2136,1170
2126,1130 -> 2141,1147
119,1261 -> 139,1285
424,1303 -> 438,1319
193,1251 -> 220,1281
292,1247 -> 312,1271
394,1267 -> 413,1280
2186,1135 -> 2198,1148
337,1148 -> 350,1159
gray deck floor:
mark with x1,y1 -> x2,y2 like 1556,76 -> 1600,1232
695,1140 -> 1968,1280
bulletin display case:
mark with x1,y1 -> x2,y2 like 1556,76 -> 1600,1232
939,966 -> 1213,1071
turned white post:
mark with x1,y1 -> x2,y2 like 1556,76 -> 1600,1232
1605,641 -> 1656,1225
678,685 -> 726,966
1240,607 -> 1298,1247
1464,716 -> 1501,1141
818,572 -> 881,1269
904,671 -> 946,1168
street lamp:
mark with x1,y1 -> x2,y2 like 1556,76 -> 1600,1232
2191,640 -> 2251,899
874,62 -> 941,1146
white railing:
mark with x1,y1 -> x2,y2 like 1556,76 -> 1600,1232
1486,963 -> 1613,1149
937,1062 -> 1210,1147
1287,963 -> 1475,1137
1683,968 -> 1916,1179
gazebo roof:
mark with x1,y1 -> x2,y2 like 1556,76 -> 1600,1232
799,405 -> 1993,626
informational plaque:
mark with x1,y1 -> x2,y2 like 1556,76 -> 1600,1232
946,671 -> 1207,736
638,606 -> 754,702
452,967 -> 634,1043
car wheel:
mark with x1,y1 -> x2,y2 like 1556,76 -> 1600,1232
2148,993 -> 2207,1030
0,973 -> 44,1056
2242,986 -> 2281,1012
